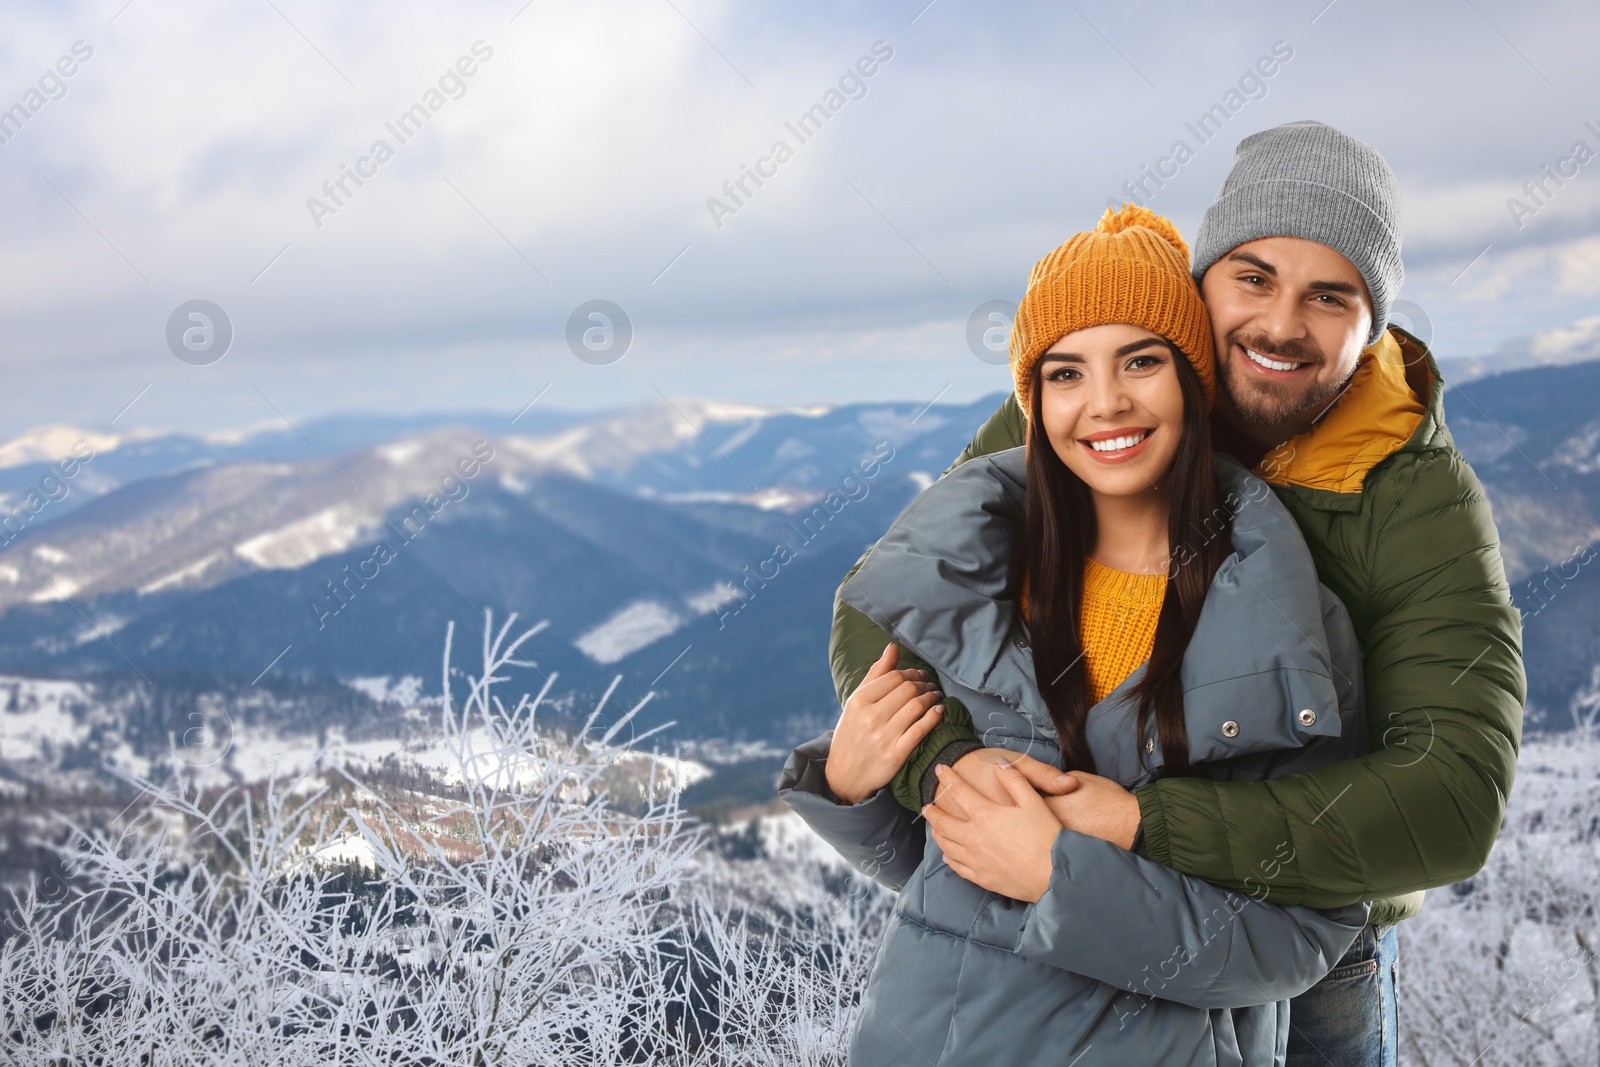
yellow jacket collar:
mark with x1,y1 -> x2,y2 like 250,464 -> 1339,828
1256,330 -> 1428,493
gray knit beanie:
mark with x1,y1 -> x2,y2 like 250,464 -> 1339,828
1192,120 -> 1403,346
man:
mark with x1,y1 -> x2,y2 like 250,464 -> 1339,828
826,120 -> 1524,1066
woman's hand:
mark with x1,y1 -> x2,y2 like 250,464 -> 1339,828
920,758 -> 1062,904
934,753 -> 1136,850
824,643 -> 946,805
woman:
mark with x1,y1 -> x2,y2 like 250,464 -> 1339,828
778,205 -> 1369,1065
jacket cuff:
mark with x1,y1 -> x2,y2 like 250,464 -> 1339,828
918,739 -> 985,808
777,731 -> 922,890
1132,782 -> 1171,866
781,732 -> 871,807
889,694 -> 977,812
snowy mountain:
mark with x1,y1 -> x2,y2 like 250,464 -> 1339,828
1444,358 -> 1600,723
0,409 -> 590,528
1439,315 -> 1600,385
0,363 -> 1596,822
0,392 -> 1000,762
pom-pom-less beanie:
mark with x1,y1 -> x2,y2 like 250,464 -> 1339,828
1192,119 -> 1404,346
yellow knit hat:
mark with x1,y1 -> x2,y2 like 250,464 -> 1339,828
1010,203 -> 1215,420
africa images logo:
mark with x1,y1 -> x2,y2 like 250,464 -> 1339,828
705,41 -> 894,230
305,42 -> 495,229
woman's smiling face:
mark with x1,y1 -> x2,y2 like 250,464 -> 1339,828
1037,323 -> 1186,502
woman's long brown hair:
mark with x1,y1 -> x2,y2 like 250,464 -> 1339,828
1003,344 -> 1233,776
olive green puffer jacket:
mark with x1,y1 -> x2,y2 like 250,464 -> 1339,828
827,327 -> 1525,925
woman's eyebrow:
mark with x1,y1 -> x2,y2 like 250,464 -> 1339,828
1114,338 -> 1169,357
1041,338 -> 1167,364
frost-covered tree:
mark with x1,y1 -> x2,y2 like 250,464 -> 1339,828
0,613 -> 891,1065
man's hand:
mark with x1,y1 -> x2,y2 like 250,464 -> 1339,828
921,760 -> 1062,903
1042,771 -> 1140,850
824,643 -> 946,805
945,747 -> 1078,808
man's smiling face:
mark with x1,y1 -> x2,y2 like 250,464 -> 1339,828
1199,236 -> 1375,444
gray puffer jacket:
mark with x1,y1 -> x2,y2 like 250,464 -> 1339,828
778,446 -> 1370,1066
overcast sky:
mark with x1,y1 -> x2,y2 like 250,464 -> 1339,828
1,0 -> 1597,440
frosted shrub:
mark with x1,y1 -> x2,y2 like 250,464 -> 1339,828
0,613 -> 892,1065
1399,715 -> 1600,1066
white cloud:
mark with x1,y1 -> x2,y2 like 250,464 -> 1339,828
1554,235 -> 1600,297
0,0 -> 1598,437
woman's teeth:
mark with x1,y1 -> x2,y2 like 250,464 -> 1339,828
1245,347 -> 1302,372
1088,431 -> 1149,452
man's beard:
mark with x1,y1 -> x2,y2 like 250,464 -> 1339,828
1218,331 -> 1349,427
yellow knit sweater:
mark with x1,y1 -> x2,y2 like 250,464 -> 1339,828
1079,558 -> 1167,702
1022,558 -> 1168,702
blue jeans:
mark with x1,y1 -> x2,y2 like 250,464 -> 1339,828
1285,922 -> 1399,1067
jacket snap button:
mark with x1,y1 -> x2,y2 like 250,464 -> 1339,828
1014,636 -> 1028,650
1221,720 -> 1239,738
1144,737 -> 1155,754
1298,708 -> 1318,726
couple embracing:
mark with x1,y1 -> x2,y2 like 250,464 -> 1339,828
779,120 -> 1525,1066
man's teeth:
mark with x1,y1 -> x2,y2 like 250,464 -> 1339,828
1245,347 -> 1301,372
1088,431 -> 1149,452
